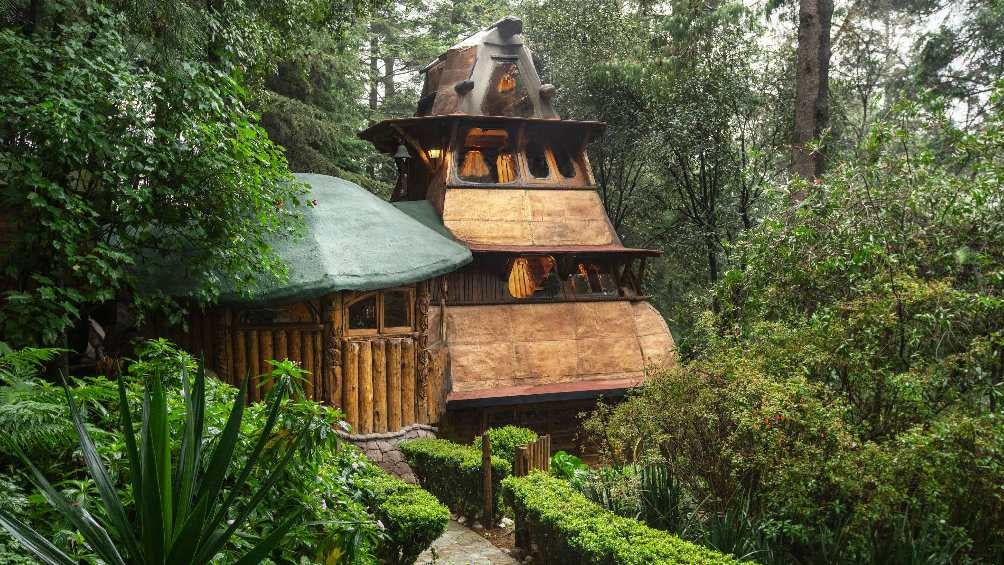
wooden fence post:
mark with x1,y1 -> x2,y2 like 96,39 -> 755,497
513,435 -> 552,477
482,432 -> 493,528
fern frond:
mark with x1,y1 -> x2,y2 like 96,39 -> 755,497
0,401 -> 78,455
0,347 -> 62,386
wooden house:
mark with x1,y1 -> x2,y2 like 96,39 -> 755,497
358,16 -> 676,446
155,174 -> 473,434
154,16 -> 675,447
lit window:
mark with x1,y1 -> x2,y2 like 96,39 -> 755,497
508,256 -> 560,299
458,127 -> 516,183
482,60 -> 533,117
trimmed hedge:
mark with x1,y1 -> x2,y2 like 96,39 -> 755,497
358,471 -> 449,565
399,437 -> 511,521
472,425 -> 538,462
503,472 -> 752,565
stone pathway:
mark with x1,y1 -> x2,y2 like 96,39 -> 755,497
416,520 -> 520,564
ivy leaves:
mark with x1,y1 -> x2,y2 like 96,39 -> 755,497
0,3 -> 306,346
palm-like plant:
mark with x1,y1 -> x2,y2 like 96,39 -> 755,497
0,362 -> 305,564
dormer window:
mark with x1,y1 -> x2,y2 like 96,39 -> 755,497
451,124 -> 593,187
552,141 -> 578,179
458,126 -> 517,183
483,59 -> 533,117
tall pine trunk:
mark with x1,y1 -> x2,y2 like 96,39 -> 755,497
792,0 -> 833,187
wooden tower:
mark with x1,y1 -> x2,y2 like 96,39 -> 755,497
361,16 -> 678,447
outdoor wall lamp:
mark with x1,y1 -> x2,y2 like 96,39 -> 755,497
391,143 -> 410,201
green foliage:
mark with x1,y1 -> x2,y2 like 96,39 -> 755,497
358,473 -> 449,565
584,96 -> 1004,563
523,0 -> 789,337
0,346 -> 60,383
549,450 -> 588,482
0,356 -> 307,564
262,24 -> 383,191
399,437 -> 511,522
502,472 -> 749,565
0,1 -> 308,346
914,0 -> 1004,125
0,341 -> 449,564
0,346 -> 104,457
472,425 -> 537,462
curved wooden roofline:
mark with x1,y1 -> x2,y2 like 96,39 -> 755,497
466,244 -> 662,257
446,376 -> 643,408
359,114 -> 606,153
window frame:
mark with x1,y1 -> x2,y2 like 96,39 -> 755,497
343,288 -> 416,336
481,57 -> 534,118
380,288 -> 415,334
455,125 -> 520,185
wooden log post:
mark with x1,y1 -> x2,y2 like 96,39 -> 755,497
401,338 -> 416,425
216,309 -> 232,381
276,329 -> 288,363
343,341 -> 359,431
303,330 -> 314,382
322,294 -> 336,404
358,340 -> 373,434
291,330 -> 306,397
261,330 -> 274,395
373,340 -> 387,432
388,339 -> 403,430
482,432 -> 493,528
516,446 -> 528,477
332,337 -> 342,408
313,332 -> 323,403
416,281 -> 431,424
248,329 -> 260,402
234,330 -> 247,390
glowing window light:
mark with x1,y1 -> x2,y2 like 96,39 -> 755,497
460,149 -> 490,180
496,153 -> 516,183
497,71 -> 516,92
508,256 -> 556,299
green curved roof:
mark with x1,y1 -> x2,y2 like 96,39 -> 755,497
225,173 -> 471,304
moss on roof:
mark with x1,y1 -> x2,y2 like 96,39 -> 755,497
222,173 -> 471,304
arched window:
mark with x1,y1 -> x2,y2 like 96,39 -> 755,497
457,126 -> 517,184
552,142 -> 578,179
346,293 -> 378,333
524,139 -> 550,179
344,288 -> 415,336
482,60 -> 533,117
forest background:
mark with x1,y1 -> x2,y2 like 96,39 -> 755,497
2,1 -> 1002,562
1,0 -> 1000,347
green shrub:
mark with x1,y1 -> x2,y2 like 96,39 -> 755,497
472,425 -> 537,462
503,472 -> 750,565
399,438 -> 511,522
358,473 -> 449,565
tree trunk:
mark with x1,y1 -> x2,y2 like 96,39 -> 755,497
368,37 -> 380,111
383,57 -> 395,99
792,0 -> 833,187
367,35 -> 379,176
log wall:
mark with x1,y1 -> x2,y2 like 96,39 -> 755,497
338,335 -> 428,433
153,287 -> 444,434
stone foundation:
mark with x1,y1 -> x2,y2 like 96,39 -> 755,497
338,423 -> 437,482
